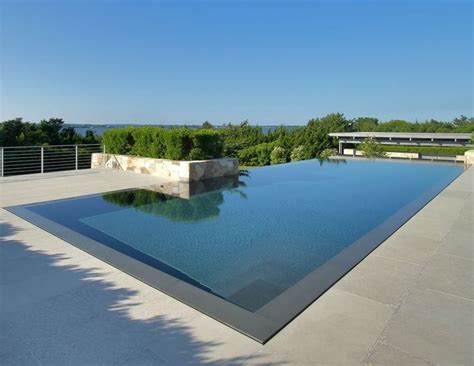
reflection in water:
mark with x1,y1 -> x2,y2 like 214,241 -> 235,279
102,172 -> 248,222
317,157 -> 347,166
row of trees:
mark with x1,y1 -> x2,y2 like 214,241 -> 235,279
351,115 -> 473,133
2,114 -> 472,166
0,118 -> 100,146
215,114 -> 473,165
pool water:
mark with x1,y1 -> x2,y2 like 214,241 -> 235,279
18,159 -> 463,312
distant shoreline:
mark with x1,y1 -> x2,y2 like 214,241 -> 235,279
64,123 -> 302,136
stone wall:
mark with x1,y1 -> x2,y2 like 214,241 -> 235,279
91,153 -> 239,181
465,150 -> 474,166
144,175 -> 240,199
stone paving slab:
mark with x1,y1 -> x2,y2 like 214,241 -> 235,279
382,288 -> 473,365
0,167 -> 472,365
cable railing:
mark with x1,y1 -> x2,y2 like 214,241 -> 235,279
0,144 -> 104,177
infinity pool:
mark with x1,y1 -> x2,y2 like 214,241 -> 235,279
8,159 -> 463,342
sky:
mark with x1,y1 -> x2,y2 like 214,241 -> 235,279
0,0 -> 472,125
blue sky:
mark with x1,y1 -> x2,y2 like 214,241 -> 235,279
1,0 -> 472,125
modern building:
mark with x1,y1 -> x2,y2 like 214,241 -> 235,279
329,132 -> 472,155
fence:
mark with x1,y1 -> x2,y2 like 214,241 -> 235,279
0,144 -> 104,177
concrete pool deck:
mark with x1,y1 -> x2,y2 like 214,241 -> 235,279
0,167 -> 472,365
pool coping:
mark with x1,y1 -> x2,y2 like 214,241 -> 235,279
5,165 -> 465,344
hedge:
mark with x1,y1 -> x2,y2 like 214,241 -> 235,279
103,127 -> 224,160
377,145 -> 471,156
238,142 -> 277,166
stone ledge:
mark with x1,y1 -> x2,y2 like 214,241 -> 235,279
465,150 -> 474,166
91,153 -> 239,181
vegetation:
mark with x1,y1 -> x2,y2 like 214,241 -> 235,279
102,126 -> 223,160
102,189 -> 225,222
270,146 -> 288,164
351,115 -> 474,133
237,142 -> 276,166
0,118 -> 100,146
376,145 -> 471,156
290,145 -> 310,162
102,173 -> 248,221
0,118 -> 102,176
319,148 -> 338,159
2,114 -> 472,168
358,137 -> 385,158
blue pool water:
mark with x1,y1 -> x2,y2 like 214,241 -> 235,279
24,159 -> 462,311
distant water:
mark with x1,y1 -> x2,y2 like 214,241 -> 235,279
74,127 -> 109,136
71,125 -> 300,136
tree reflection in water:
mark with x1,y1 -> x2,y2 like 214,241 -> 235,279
102,172 -> 249,222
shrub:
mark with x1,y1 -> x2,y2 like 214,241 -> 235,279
238,142 -> 275,166
103,127 -> 135,154
162,128 -> 191,160
270,146 -> 288,164
290,145 -> 309,161
103,126 -> 224,160
319,148 -> 337,159
377,145 -> 471,156
358,137 -> 385,158
190,129 -> 224,159
188,148 -> 205,160
130,126 -> 166,157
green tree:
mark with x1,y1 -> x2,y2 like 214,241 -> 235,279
375,120 -> 414,132
238,142 -> 275,166
353,117 -> 378,131
358,137 -> 384,158
452,115 -> 474,132
38,118 -> 64,145
0,118 -> 25,146
60,126 -> 81,144
201,121 -> 214,129
270,146 -> 288,164
293,113 -> 350,157
220,121 -> 267,157
319,148 -> 337,159
82,130 -> 101,144
290,145 -> 309,161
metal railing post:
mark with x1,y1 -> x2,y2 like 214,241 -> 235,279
1,148 -> 3,177
75,145 -> 79,170
41,147 -> 44,173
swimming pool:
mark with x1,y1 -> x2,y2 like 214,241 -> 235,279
7,158 -> 463,342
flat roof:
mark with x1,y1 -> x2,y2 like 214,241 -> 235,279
328,132 -> 472,140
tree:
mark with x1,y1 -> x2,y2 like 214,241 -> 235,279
290,145 -> 309,161
0,118 -> 24,146
452,115 -> 474,132
60,126 -> 81,144
201,121 -> 214,129
452,115 -> 471,127
0,118 -> 99,146
270,146 -> 288,164
375,120 -> 414,132
38,118 -> 64,145
82,130 -> 101,144
220,121 -> 266,157
319,148 -> 337,159
358,137 -> 384,158
353,117 -> 378,132
293,113 -> 350,157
